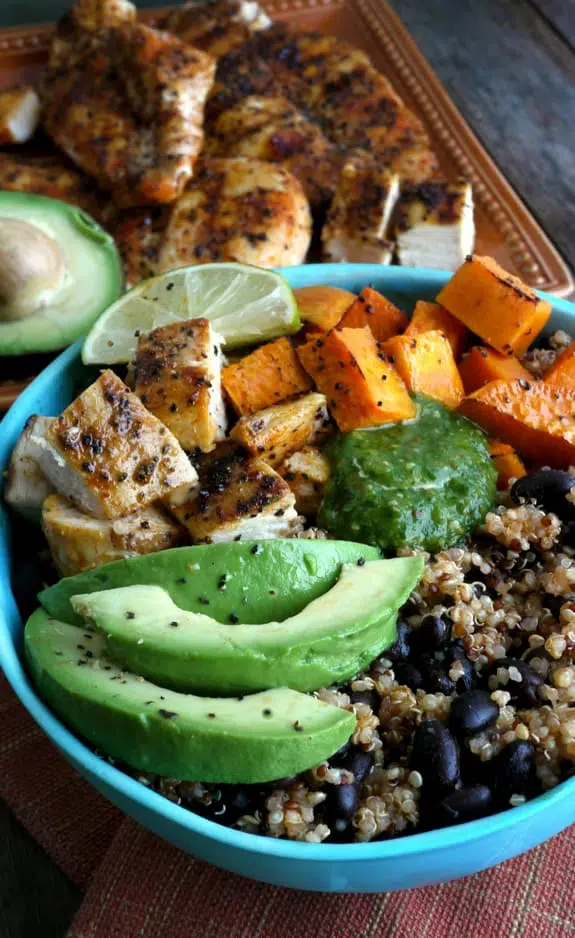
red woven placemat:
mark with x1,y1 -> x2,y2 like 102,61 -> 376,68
1,672 -> 574,938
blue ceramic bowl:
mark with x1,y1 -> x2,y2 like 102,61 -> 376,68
2,265 -> 575,893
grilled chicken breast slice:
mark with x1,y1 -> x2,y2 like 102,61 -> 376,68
167,445 -> 300,543
206,96 -> 341,209
157,158 -> 312,272
134,318 -> 227,454
396,180 -> 475,271
31,370 -> 197,520
165,0 -> 270,58
42,494 -> 185,577
43,0 -> 216,206
0,153 -> 111,223
322,161 -> 400,264
0,87 -> 41,145
230,393 -> 329,467
205,40 -> 282,124
277,446 -> 331,517
4,415 -> 55,523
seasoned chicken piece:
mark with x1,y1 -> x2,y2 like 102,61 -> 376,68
0,87 -> 41,145
42,494 -> 185,577
205,40 -> 282,123
157,158 -> 312,272
230,393 -> 329,466
60,0 -> 136,33
134,318 -> 227,454
322,161 -> 400,264
278,446 -> 331,517
4,415 -> 55,523
43,0 -> 216,206
165,0 -> 270,58
206,96 -> 341,209
113,207 -> 167,285
396,180 -> 475,271
31,370 -> 197,520
0,152 -> 110,223
167,445 -> 300,543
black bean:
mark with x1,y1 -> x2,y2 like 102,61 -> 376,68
411,719 -> 460,795
511,470 -> 575,522
450,690 -> 499,738
326,783 -> 359,821
491,741 -> 536,807
410,614 -> 451,654
423,664 -> 456,696
328,742 -> 352,767
452,657 -> 476,694
438,785 -> 492,826
349,750 -> 374,783
543,592 -> 575,620
485,658 -> 544,708
446,639 -> 467,661
349,689 -> 379,711
386,620 -> 412,661
393,661 -> 425,690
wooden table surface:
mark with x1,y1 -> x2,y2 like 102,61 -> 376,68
1,1 -> 574,935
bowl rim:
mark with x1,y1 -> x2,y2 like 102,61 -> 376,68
2,262 -> 575,865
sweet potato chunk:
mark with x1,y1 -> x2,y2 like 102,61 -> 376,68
297,326 -> 416,432
293,286 -> 356,333
222,337 -> 313,416
338,287 -> 408,344
459,380 -> 575,469
488,440 -> 526,490
383,330 -> 464,409
437,255 -> 551,356
404,300 -> 467,359
230,393 -> 329,466
544,341 -> 575,391
459,345 -> 532,395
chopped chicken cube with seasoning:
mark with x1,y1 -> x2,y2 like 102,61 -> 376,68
0,86 -> 41,145
4,415 -> 55,523
230,393 -> 330,466
134,318 -> 227,454
42,494 -> 185,577
167,445 -> 300,543
322,161 -> 400,264
165,0 -> 270,58
277,446 -> 331,516
30,370 -> 197,520
396,179 -> 475,271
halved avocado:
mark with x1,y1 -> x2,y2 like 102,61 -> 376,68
0,192 -> 123,356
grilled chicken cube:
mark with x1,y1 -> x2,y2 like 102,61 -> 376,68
230,393 -> 329,466
206,96 -> 341,209
277,446 -> 331,517
0,86 -> 41,145
31,370 -> 197,520
322,162 -> 400,264
167,445 -> 300,543
396,180 -> 475,271
4,415 -> 55,523
165,0 -> 270,58
43,0 -> 216,206
134,318 -> 227,454
42,494 -> 185,577
205,40 -> 281,123
157,158 -> 312,272
0,152 -> 110,223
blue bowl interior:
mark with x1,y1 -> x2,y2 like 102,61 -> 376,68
2,264 -> 575,892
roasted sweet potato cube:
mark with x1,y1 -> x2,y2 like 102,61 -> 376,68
544,341 -> 575,391
230,393 -> 329,466
437,255 -> 551,357
404,301 -> 467,359
297,326 -> 416,431
293,286 -> 356,333
488,440 -> 526,490
338,287 -> 408,344
459,380 -> 575,469
222,337 -> 313,416
383,330 -> 464,409
278,446 -> 331,516
458,345 -> 532,395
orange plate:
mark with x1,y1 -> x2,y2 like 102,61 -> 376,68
0,0 -> 572,410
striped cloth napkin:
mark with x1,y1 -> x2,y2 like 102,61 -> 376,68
1,672 -> 574,938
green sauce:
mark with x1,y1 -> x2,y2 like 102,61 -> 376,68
319,396 -> 496,553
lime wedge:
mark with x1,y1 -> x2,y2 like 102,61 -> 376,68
81,262 -> 300,365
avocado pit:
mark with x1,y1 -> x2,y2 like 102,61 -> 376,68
0,217 -> 66,321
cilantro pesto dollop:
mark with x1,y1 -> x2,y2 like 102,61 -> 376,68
318,396 -> 497,553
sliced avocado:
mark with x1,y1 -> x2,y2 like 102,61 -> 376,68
71,557 -> 424,694
25,608 -> 355,783
39,539 -> 380,627
0,192 -> 123,356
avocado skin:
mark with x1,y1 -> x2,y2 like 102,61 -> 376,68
25,608 -> 356,784
71,557 -> 423,694
39,540 -> 380,627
